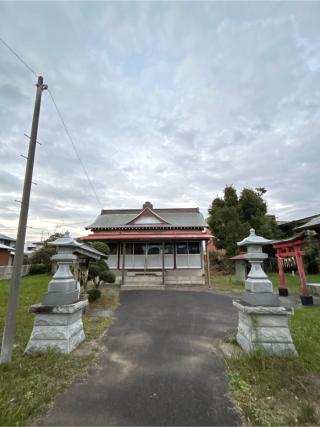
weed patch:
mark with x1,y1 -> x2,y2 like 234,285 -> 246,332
211,273 -> 320,294
0,274 -> 118,426
226,306 -> 320,426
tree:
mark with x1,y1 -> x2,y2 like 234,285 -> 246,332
29,234 -> 63,271
208,186 -> 242,257
303,234 -> 320,274
208,186 -> 281,257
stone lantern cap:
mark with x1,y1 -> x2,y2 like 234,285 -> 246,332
237,228 -> 272,247
48,231 -> 82,249
48,231 -> 80,262
48,231 -> 107,262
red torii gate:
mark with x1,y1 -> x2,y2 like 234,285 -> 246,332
273,232 -> 313,305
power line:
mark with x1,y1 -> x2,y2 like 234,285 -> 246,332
55,220 -> 87,227
0,36 -> 37,78
47,89 -> 102,209
0,35 -> 102,210
27,226 -> 49,231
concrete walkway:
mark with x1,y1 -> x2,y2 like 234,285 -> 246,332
40,290 -> 241,426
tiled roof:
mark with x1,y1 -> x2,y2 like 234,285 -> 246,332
272,231 -> 305,245
279,213 -> 320,228
296,215 -> 320,230
87,207 -> 207,229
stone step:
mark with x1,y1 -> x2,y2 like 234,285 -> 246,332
125,276 -> 163,282
121,284 -> 165,290
127,272 -> 162,277
165,276 -> 204,280
166,279 -> 205,284
123,280 -> 205,286
123,281 -> 162,286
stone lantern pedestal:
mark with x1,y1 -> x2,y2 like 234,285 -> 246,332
25,300 -> 87,353
233,229 -> 297,356
25,233 -> 88,354
233,302 -> 296,355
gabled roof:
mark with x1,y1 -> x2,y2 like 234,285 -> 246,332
86,203 -> 207,230
126,207 -> 169,225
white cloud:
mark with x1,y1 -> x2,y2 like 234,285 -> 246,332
0,1 -> 320,241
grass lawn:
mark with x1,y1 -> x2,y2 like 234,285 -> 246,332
211,274 -> 244,292
0,274 -> 118,426
212,272 -> 320,295
226,306 -> 320,426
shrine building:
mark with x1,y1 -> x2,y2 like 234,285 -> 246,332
81,201 -> 212,286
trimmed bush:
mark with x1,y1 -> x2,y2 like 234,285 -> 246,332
86,288 -> 101,303
91,241 -> 110,257
29,264 -> 48,275
88,264 -> 102,280
100,270 -> 116,283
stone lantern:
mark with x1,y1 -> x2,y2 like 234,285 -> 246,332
233,229 -> 297,356
25,232 -> 88,354
42,232 -> 80,305
237,228 -> 278,307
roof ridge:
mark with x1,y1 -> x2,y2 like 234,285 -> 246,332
101,209 -> 140,214
101,207 -> 200,215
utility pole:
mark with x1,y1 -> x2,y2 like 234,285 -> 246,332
0,76 -> 47,364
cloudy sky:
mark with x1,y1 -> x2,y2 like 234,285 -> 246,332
0,1 -> 320,241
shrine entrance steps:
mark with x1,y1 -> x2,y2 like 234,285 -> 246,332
120,270 -> 206,289
121,273 -> 165,290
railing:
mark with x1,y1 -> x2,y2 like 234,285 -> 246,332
0,265 -> 31,280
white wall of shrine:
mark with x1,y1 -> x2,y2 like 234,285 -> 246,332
106,241 -> 203,270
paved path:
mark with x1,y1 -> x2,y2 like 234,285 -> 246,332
41,290 -> 241,426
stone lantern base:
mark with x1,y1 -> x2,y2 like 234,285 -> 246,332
25,299 -> 88,354
233,300 -> 297,356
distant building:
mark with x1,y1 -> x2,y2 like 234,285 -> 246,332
0,243 -> 15,266
278,214 -> 320,236
0,233 -> 16,248
24,241 -> 45,256
0,233 -> 16,267
296,215 -> 320,236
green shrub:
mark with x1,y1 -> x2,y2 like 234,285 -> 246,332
88,264 -> 102,279
29,244 -> 56,270
96,259 -> 110,271
100,270 -> 116,283
86,288 -> 101,303
29,264 -> 49,275
91,241 -> 110,257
